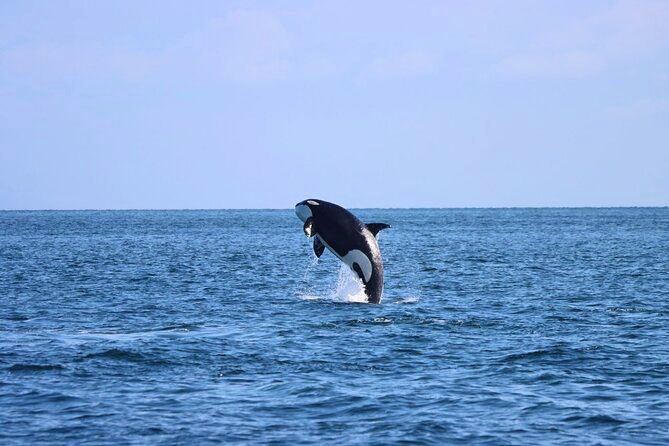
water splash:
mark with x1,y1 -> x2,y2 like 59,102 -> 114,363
295,250 -> 320,298
332,265 -> 368,303
299,263 -> 369,303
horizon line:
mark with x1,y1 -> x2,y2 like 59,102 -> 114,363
1,205 -> 667,212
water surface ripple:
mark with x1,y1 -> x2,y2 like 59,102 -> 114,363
1,208 -> 668,445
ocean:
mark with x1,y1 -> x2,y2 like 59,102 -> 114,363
1,208 -> 668,445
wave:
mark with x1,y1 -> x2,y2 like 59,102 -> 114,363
7,363 -> 65,372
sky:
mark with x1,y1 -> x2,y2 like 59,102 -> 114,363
1,0 -> 668,209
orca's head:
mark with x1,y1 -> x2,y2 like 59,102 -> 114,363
295,199 -> 321,223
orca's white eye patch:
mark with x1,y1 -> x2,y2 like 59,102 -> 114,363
307,200 -> 319,205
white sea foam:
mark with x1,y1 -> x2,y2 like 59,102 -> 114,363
298,294 -> 323,301
394,296 -> 420,304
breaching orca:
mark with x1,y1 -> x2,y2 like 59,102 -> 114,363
295,199 -> 390,304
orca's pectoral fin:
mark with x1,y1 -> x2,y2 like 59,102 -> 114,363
366,223 -> 391,237
313,237 -> 325,258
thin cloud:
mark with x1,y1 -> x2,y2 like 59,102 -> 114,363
498,51 -> 604,78
0,8 -> 296,84
167,9 -> 294,83
497,0 -> 669,78
605,98 -> 669,119
0,42 -> 156,82
361,49 -> 439,79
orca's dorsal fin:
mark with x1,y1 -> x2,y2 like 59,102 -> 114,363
366,223 -> 390,238
313,237 -> 325,258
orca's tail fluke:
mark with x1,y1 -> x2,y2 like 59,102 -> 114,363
366,223 -> 391,238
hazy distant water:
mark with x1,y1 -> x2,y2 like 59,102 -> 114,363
1,208 -> 668,445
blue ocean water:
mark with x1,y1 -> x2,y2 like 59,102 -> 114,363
1,208 -> 668,445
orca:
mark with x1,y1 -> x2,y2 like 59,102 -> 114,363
295,199 -> 390,304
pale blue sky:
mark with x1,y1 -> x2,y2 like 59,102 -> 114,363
1,0 -> 668,209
